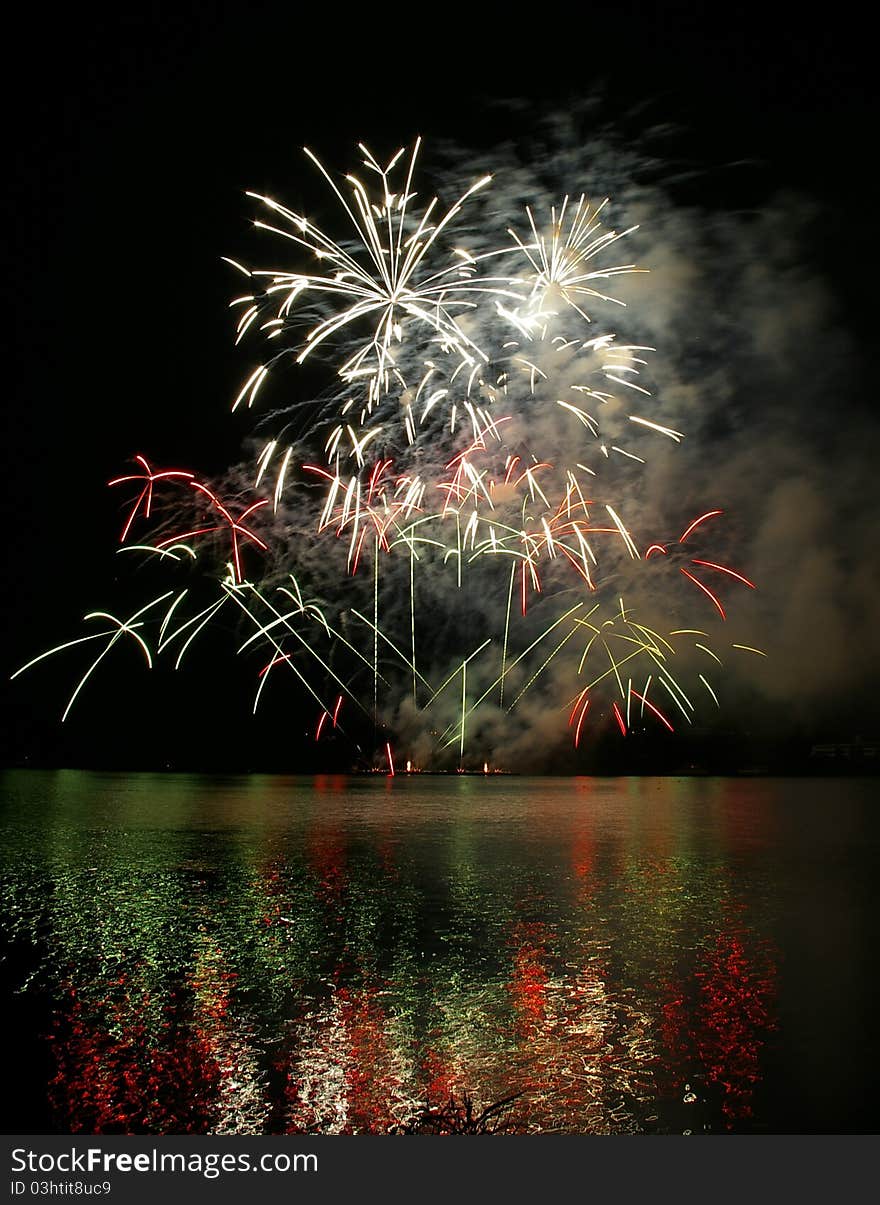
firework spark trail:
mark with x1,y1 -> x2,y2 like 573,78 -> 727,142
230,140 -> 526,422
11,594 -> 172,721
13,134 -> 762,766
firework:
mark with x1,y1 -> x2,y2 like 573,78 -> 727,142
14,138 -> 760,769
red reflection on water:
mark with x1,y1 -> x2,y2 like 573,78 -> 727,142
660,908 -> 777,1127
571,826 -> 596,883
48,979 -> 222,1133
47,938 -> 272,1136
509,921 -> 550,1037
338,987 -> 401,1132
283,980 -> 406,1134
502,915 -> 655,1131
306,827 -> 347,911
313,775 -> 349,793
696,925 -> 777,1124
419,1047 -> 456,1104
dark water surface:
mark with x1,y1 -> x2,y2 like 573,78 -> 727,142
1,771 -> 877,1134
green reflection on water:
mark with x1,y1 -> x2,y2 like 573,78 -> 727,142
0,770 -> 785,1134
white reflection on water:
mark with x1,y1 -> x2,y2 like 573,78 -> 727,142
1,771 -> 877,1133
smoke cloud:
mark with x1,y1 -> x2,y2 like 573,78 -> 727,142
73,104 -> 878,770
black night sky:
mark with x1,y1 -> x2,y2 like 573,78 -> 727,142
3,3 -> 878,772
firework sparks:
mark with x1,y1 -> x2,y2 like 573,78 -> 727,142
13,137 -> 761,767
231,140 -> 524,418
